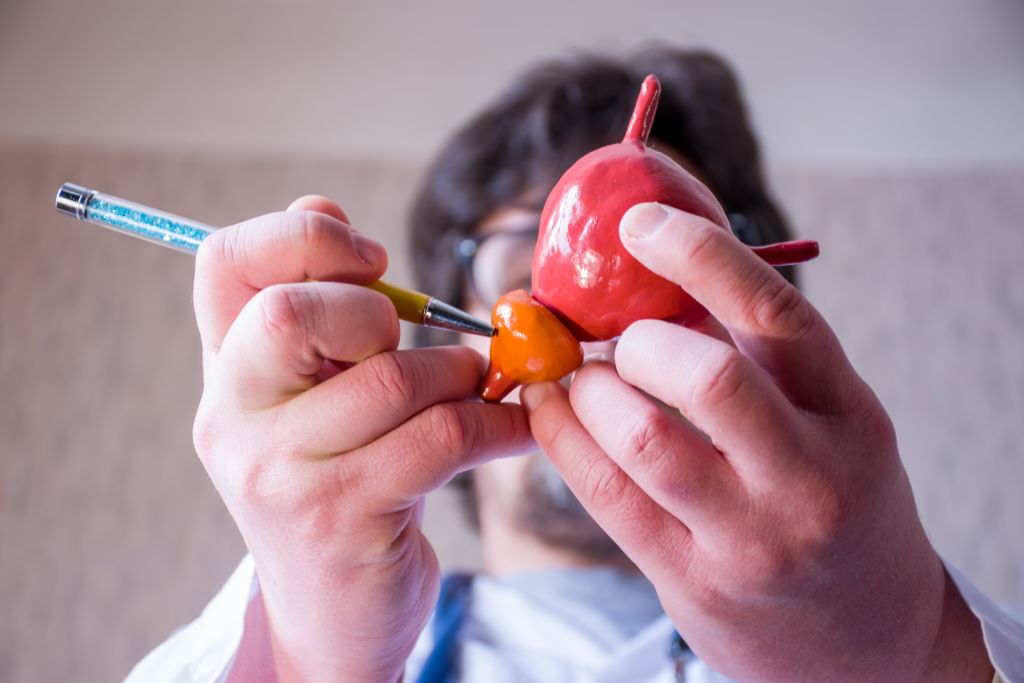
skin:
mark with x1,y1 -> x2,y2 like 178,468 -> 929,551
191,195 -> 535,682
190,190 -> 992,681
521,202 -> 993,682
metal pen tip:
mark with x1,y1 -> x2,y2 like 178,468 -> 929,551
423,299 -> 495,337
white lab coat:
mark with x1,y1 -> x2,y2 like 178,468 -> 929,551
125,555 -> 1024,682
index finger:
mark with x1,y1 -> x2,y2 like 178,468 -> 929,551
519,381 -> 692,580
619,202 -> 863,413
194,208 -> 388,353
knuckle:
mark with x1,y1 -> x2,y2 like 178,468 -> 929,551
259,285 -> 320,342
191,402 -> 220,464
194,236 -> 216,276
539,411 -> 574,455
347,515 -> 422,568
237,458 -> 301,517
359,351 -> 421,408
747,276 -> 816,340
690,348 -> 749,409
292,209 -> 338,253
805,484 -> 853,547
190,391 -> 254,471
281,479 -> 349,545
195,226 -> 238,277
679,219 -> 723,267
422,403 -> 475,459
236,459 -> 277,509
689,572 -> 730,611
581,461 -> 630,510
860,400 -> 899,453
495,405 -> 530,453
259,285 -> 303,337
258,285 -> 327,369
740,482 -> 853,592
191,399 -> 351,542
618,411 -> 675,475
741,538 -> 795,591
787,469 -> 860,552
373,294 -> 403,349
232,435 -> 327,512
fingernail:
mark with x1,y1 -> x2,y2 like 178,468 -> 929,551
620,202 -> 671,241
353,234 -> 386,267
520,382 -> 558,413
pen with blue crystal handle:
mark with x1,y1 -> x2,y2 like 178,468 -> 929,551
54,182 -> 495,337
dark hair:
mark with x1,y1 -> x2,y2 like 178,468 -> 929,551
409,47 -> 796,348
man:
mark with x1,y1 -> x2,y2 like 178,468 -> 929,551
127,49 -> 1021,682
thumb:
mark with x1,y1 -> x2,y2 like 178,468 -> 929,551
618,201 -> 744,286
618,200 -> 801,328
618,201 -> 856,413
616,200 -> 791,333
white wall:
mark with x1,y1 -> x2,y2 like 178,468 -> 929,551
1,0 -> 1022,167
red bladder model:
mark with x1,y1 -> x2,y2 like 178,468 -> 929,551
480,74 -> 818,401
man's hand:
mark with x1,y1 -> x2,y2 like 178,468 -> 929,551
522,202 -> 991,682
192,197 -> 534,683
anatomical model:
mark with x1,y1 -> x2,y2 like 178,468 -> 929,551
480,75 -> 818,402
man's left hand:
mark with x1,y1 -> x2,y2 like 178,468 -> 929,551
522,202 -> 992,683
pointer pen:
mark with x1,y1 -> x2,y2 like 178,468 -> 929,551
54,183 -> 495,337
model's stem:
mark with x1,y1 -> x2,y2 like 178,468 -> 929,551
623,74 -> 661,145
751,240 -> 821,266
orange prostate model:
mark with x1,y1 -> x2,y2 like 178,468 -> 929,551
479,290 -> 583,403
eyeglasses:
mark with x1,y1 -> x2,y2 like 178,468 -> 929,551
453,212 -> 762,311
454,226 -> 539,311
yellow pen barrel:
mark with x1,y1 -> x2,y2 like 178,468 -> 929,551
367,280 -> 430,324
367,280 -> 494,337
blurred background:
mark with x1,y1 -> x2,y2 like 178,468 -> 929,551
1,0 -> 1022,680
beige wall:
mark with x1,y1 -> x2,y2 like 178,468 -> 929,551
1,0 -> 1023,166
1,2 -> 1023,682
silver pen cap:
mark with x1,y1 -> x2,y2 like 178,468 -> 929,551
55,183 -> 95,219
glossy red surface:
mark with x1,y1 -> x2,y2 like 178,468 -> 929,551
531,75 -> 731,341
751,240 -> 820,266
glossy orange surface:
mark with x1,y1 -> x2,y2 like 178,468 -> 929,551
479,290 -> 583,402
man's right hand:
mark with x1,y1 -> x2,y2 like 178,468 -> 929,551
191,196 -> 535,683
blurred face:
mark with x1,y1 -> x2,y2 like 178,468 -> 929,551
460,206 -> 628,564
